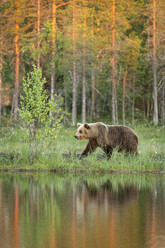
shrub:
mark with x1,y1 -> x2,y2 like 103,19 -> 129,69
19,65 -> 63,163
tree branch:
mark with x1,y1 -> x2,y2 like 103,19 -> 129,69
57,1 -> 71,9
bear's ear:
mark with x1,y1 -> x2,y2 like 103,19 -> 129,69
77,123 -> 82,127
84,123 -> 90,129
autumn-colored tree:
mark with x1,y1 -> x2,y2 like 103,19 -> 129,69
50,0 -> 70,102
82,0 -> 87,123
72,0 -> 77,125
111,0 -> 118,124
156,0 -> 165,125
11,0 -> 21,119
0,0 -> 165,125
120,35 -> 141,124
51,0 -> 56,102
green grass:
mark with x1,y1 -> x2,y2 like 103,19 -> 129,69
0,124 -> 164,173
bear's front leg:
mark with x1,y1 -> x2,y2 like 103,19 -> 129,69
80,139 -> 98,158
102,145 -> 113,159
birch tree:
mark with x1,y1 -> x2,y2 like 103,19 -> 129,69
111,0 -> 118,124
72,0 -> 77,125
82,0 -> 87,123
152,0 -> 158,125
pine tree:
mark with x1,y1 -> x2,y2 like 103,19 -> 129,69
11,0 -> 21,119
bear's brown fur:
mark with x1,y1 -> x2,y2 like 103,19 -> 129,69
74,122 -> 138,159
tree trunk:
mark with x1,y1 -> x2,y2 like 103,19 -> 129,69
51,0 -> 56,101
50,0 -> 70,105
111,0 -> 118,124
90,69 -> 95,120
161,83 -> 165,126
64,74 -> 69,113
12,0 -> 20,119
147,99 -> 150,118
37,0 -> 40,69
132,78 -> 135,125
143,96 -> 145,119
82,53 -> 86,123
51,0 -> 70,103
72,0 -> 77,125
0,52 -> 2,118
82,6 -> 86,123
152,0 -> 158,125
122,68 -> 127,125
90,7 -> 95,121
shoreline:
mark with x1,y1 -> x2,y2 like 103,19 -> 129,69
0,168 -> 164,175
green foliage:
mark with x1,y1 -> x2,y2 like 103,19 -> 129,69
19,65 -> 63,163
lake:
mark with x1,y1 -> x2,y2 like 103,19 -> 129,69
0,173 -> 165,248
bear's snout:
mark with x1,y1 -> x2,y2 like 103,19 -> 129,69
74,135 -> 79,139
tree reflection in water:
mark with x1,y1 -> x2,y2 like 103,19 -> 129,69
0,174 -> 165,248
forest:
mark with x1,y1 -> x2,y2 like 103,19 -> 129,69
0,0 -> 165,126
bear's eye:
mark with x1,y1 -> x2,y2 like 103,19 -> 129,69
79,130 -> 82,134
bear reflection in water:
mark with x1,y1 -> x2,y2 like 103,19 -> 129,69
75,180 -> 138,221
82,181 -> 137,206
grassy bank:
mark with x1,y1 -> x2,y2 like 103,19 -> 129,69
0,124 -> 164,173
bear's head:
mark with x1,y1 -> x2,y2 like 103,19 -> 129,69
74,123 -> 98,140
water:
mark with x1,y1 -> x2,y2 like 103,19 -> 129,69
0,173 -> 165,248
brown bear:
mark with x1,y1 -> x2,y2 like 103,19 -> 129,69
74,122 -> 138,159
